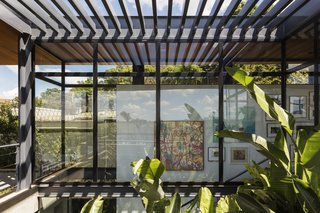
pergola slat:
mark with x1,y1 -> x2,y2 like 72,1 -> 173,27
102,0 -> 121,34
85,0 -> 109,35
167,0 -> 173,36
216,0 -> 242,30
2,0 -> 48,34
268,0 -> 310,30
35,0 -> 73,34
51,0 -> 85,35
229,0 -> 259,29
119,0 -> 133,35
0,3 -> 31,33
177,0 -> 190,38
202,0 -> 224,35
189,0 -> 207,38
152,0 -> 158,35
20,0 -> 60,34
254,0 -> 294,28
135,0 -> 145,35
240,0 -> 275,28
68,0 -> 97,33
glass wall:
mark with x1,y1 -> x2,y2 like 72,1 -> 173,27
33,23 -> 318,186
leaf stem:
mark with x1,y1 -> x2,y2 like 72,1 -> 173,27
288,133 -> 310,183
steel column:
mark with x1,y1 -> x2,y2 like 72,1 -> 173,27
218,42 -> 224,184
93,43 -> 98,181
281,41 -> 287,110
156,42 -> 161,159
61,62 -> 66,168
314,21 -> 319,125
17,33 -> 34,190
132,65 -> 144,85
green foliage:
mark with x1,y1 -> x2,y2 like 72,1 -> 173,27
38,88 -> 61,109
81,195 -> 104,213
215,66 -> 320,213
131,158 -> 214,213
0,101 -> 18,167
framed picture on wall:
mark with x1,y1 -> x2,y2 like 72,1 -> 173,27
309,106 -> 314,120
208,147 -> 225,162
230,147 -> 249,164
265,94 -> 281,121
289,96 -> 307,118
267,123 -> 281,138
160,120 -> 204,171
309,91 -> 314,106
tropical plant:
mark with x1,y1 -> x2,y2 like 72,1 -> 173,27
131,158 -> 214,213
80,195 -> 104,213
215,67 -> 320,213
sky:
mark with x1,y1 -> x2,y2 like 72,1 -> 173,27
65,0 -> 234,17
0,64 -> 116,99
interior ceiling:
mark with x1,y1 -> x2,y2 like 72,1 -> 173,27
0,20 -> 60,65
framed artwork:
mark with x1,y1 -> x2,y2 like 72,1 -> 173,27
309,106 -> 314,120
267,123 -> 281,138
230,147 -> 249,164
310,91 -> 314,106
265,94 -> 281,121
289,96 -> 307,118
208,147 -> 225,162
160,121 -> 204,171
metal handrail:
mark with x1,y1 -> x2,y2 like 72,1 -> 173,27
0,143 -> 19,149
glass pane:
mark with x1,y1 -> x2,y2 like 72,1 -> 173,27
35,79 -> 62,179
223,85 -> 267,182
116,85 -> 156,181
161,85 -> 219,182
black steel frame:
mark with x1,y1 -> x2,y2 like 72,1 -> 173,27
10,0 -> 319,197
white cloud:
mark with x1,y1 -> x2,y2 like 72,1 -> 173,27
5,65 -> 18,75
2,87 -> 18,99
65,77 -> 89,84
127,0 -> 183,12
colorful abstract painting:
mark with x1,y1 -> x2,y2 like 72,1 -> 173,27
160,121 -> 204,171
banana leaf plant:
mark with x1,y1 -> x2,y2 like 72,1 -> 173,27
215,67 -> 320,213
131,157 -> 214,213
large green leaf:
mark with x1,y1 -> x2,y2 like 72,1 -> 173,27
184,196 -> 198,213
236,193 -> 275,213
216,195 -> 241,213
274,130 -> 290,165
131,158 -> 165,181
295,129 -> 309,180
293,178 -> 320,213
198,187 -> 214,213
215,130 -> 290,172
81,196 -> 104,213
131,179 -> 165,202
226,67 -> 295,136
165,193 -> 181,213
301,128 -> 320,169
